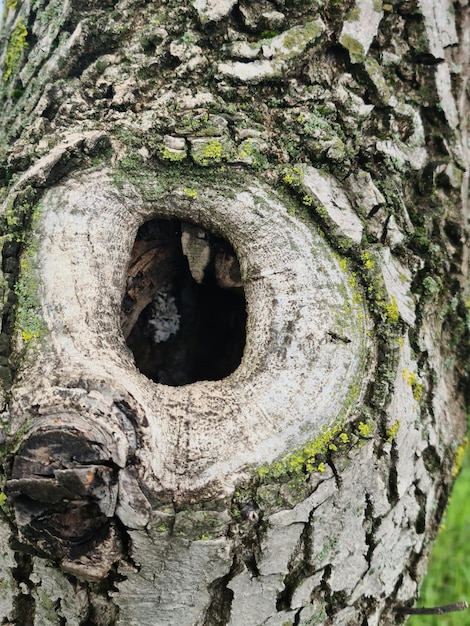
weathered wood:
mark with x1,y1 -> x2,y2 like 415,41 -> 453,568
0,0 -> 468,624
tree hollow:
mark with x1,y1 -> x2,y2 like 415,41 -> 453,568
121,219 -> 247,386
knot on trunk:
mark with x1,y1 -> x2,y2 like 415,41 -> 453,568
6,410 -> 150,580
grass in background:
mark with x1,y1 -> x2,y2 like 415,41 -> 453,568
408,439 -> 470,626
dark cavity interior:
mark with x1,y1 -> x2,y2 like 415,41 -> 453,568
121,219 -> 247,386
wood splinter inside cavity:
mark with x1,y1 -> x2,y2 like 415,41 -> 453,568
121,219 -> 247,386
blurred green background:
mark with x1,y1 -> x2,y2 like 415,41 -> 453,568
408,427 -> 469,626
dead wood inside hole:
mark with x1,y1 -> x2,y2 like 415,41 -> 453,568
121,219 -> 247,386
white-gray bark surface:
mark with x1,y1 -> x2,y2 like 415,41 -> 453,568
0,0 -> 468,624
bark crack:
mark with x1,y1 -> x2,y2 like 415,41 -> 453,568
10,551 -> 35,626
202,558 -> 237,626
276,522 -> 311,611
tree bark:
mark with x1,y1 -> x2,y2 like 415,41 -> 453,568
0,0 -> 468,624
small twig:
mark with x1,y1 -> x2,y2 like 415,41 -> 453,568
395,602 -> 468,615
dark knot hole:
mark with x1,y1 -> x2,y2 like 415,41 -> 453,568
121,218 -> 247,386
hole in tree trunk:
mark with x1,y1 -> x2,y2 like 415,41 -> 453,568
121,219 -> 247,386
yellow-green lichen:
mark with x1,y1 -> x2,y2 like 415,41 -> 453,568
332,253 -> 367,335
3,17 -> 28,83
202,140 -> 223,160
191,139 -> 233,166
237,139 -> 253,161
3,0 -> 17,19
383,295 -> 400,324
337,247 -> 397,328
362,251 -> 375,270
314,205 -> 329,221
282,164 -> 305,187
386,419 -> 401,442
236,138 -> 268,169
358,421 -> 373,437
183,187 -> 198,198
257,423 -> 352,479
403,368 -> 423,401
160,146 -> 186,162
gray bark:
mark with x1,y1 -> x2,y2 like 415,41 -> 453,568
0,0 -> 468,625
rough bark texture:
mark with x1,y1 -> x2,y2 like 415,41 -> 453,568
0,0 -> 468,625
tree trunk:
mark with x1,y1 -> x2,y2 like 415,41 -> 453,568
0,0 -> 468,624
